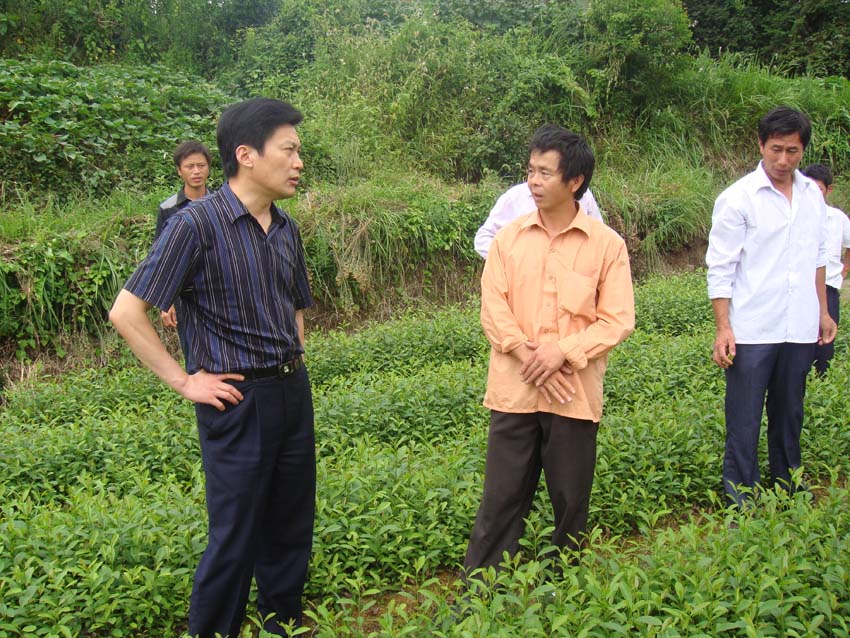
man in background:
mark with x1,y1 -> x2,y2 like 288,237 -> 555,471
706,106 -> 836,508
801,163 -> 850,376
474,180 -> 603,259
155,140 -> 212,367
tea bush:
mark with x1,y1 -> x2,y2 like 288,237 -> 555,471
307,305 -> 485,388
632,270 -> 714,335
3,293 -> 850,636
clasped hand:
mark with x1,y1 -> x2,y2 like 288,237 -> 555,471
518,341 -> 575,404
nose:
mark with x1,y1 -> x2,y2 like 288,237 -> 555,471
293,151 -> 304,170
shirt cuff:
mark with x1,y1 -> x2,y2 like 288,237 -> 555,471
558,335 -> 588,371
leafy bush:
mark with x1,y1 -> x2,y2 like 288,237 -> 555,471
308,305 -> 486,387
294,171 -> 493,310
0,58 -> 230,195
0,0 -> 278,75
632,270 -> 713,335
293,17 -> 595,182
3,297 -> 850,635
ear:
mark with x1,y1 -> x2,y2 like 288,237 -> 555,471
568,174 -> 585,195
234,144 -> 256,170
826,184 -> 834,197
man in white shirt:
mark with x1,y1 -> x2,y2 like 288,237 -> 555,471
706,106 -> 836,508
474,182 -> 603,259
802,163 -> 850,376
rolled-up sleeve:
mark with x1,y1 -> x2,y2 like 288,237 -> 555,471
706,193 -> 746,299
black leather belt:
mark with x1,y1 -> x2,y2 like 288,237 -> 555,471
235,356 -> 303,380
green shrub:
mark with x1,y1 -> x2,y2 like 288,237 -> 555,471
307,305 -> 486,387
632,270 -> 713,335
293,17 -> 594,182
0,58 -> 230,195
3,298 -> 850,635
293,171 -> 493,309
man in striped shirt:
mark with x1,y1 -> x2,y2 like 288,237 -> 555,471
110,98 -> 315,637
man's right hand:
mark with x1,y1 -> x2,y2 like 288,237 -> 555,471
161,305 -> 178,328
176,370 -> 246,411
712,326 -> 736,369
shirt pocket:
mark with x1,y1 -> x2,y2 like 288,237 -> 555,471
557,270 -> 598,323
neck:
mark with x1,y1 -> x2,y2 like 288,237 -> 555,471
768,174 -> 794,201
184,184 -> 206,201
539,198 -> 579,235
228,177 -> 274,229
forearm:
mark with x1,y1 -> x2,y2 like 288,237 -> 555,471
711,298 -> 732,330
558,248 -> 635,369
815,267 -> 829,314
558,315 -> 634,370
296,309 -> 305,348
109,289 -> 188,391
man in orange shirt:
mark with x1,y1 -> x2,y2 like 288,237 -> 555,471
464,125 -> 635,572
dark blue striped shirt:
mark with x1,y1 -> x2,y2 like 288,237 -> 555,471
125,183 -> 313,373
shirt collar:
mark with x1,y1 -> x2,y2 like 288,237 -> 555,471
521,204 -> 592,237
175,188 -> 190,206
220,182 -> 288,229
751,161 -> 814,195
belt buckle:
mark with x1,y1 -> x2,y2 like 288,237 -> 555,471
278,358 -> 298,376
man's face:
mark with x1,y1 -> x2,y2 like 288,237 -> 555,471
527,149 -> 583,212
176,152 -> 210,190
249,124 -> 303,200
759,132 -> 804,187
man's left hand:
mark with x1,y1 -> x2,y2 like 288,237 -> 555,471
819,313 -> 837,345
519,341 -> 567,386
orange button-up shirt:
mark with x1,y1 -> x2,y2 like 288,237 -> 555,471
481,207 -> 635,421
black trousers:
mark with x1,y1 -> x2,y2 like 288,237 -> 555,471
464,411 -> 598,572
813,285 -> 840,376
723,342 -> 815,507
188,367 -> 315,638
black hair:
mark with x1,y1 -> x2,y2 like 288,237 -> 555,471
757,106 -> 812,148
529,124 -> 595,200
173,140 -> 211,167
217,98 -> 303,178
801,163 -> 833,187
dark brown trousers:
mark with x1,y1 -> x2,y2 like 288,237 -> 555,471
464,410 -> 598,572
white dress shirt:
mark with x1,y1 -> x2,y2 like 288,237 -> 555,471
474,182 -> 603,258
824,204 -> 850,290
706,162 -> 828,344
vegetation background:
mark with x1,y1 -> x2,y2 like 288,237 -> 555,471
2,0 -> 850,359
3,1 -> 850,636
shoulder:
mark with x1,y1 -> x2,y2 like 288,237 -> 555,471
718,169 -> 759,202
159,192 -> 180,211
492,211 -> 535,247
587,217 -> 627,251
497,183 -> 534,213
